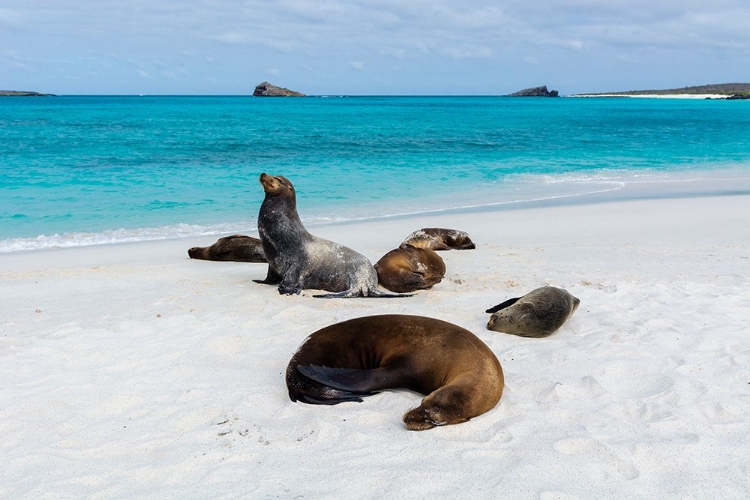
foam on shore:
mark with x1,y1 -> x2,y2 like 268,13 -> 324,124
3,169 -> 749,253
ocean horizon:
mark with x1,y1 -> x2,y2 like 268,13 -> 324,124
2,95 -> 749,253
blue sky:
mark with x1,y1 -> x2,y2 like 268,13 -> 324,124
1,0 -> 749,95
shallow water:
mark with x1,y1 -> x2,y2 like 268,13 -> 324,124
1,95 -> 749,251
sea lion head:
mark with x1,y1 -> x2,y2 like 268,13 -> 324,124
432,230 -> 475,250
260,173 -> 295,198
402,386 -> 470,430
374,244 -> 446,293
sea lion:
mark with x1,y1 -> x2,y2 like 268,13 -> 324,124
374,244 -> 446,293
402,228 -> 476,251
187,234 -> 267,262
286,314 -> 504,430
256,173 -> 405,298
486,286 -> 580,338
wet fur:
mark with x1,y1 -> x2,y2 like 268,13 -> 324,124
256,174 -> 407,298
187,235 -> 267,262
286,314 -> 504,430
374,244 -> 446,293
486,286 -> 580,338
402,228 -> 476,251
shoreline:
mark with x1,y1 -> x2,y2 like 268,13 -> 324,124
2,193 -> 749,498
3,172 -> 750,254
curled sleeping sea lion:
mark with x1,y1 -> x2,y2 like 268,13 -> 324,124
374,244 -> 446,293
286,314 -> 504,430
402,228 -> 476,251
256,173 -> 406,298
486,286 -> 580,338
188,234 -> 267,262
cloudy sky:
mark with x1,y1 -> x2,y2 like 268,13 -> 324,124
1,0 -> 749,95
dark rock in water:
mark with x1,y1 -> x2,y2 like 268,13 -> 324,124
0,90 -> 56,96
253,82 -> 305,97
508,85 -> 559,97
727,94 -> 750,100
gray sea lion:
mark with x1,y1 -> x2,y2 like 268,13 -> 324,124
402,228 -> 476,251
374,244 -> 446,293
188,234 -> 267,262
286,314 -> 504,430
256,173 -> 405,298
486,286 -> 580,338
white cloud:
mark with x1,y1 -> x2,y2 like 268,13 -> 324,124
440,46 -> 493,59
2,0 -> 749,94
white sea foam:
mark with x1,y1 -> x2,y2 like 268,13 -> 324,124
3,169 -> 749,253
0,222 -> 256,253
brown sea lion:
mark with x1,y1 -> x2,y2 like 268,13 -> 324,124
187,234 -> 267,262
402,228 -> 476,251
486,286 -> 580,338
286,314 -> 504,431
374,244 -> 446,293
256,173 -> 405,298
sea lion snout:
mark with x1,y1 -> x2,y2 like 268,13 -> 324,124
259,173 -> 294,196
402,406 -> 447,431
259,172 -> 273,190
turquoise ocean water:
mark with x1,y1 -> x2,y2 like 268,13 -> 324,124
1,95 -> 749,252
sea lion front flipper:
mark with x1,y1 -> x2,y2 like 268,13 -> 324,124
254,266 -> 282,285
297,365 -> 403,392
485,297 -> 521,314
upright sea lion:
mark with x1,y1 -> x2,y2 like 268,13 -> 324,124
402,228 -> 476,251
374,244 -> 446,293
486,286 -> 580,338
286,314 -> 504,430
256,173 -> 405,298
187,234 -> 267,262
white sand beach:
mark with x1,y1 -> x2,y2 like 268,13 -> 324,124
2,190 -> 749,499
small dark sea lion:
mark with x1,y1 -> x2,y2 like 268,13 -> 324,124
486,286 -> 580,338
187,234 -> 267,262
256,173 -> 406,298
286,314 -> 504,431
374,244 -> 446,293
402,228 -> 476,251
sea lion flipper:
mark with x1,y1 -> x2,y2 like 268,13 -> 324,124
254,266 -> 283,285
297,364 -> 399,393
485,297 -> 520,314
312,289 -> 413,299
301,392 -> 365,405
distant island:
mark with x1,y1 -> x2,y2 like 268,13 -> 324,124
507,85 -> 559,97
572,83 -> 750,99
0,90 -> 56,97
253,82 -> 305,97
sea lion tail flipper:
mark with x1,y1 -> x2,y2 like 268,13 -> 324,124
312,289 -> 413,299
297,365 -> 401,392
486,297 -> 521,313
367,289 -> 414,298
289,384 -> 367,405
301,391 -> 366,405
312,290 -> 360,299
